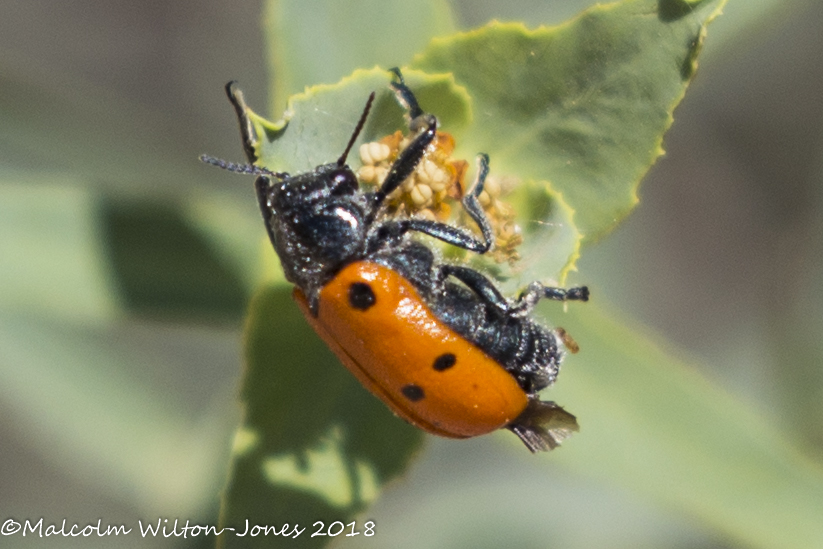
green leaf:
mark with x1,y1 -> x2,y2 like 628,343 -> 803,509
0,177 -> 119,323
544,301 -> 823,549
264,0 -> 456,113
500,181 -> 582,287
246,0 -> 726,287
184,190 -> 278,290
0,176 -> 255,324
100,198 -> 248,321
0,313 -> 230,516
0,56 -> 217,193
242,67 -> 583,286
219,286 -> 422,548
413,0 -> 728,242
249,68 -> 471,174
224,1 -> 736,546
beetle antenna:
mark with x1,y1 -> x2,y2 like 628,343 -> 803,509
200,154 -> 287,178
337,92 -> 376,166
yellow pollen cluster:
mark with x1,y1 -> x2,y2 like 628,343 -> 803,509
357,130 -> 522,264
471,173 -> 523,264
358,130 -> 466,222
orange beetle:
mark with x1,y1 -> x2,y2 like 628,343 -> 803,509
204,69 -> 588,452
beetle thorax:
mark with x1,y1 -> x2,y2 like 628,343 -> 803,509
265,163 -> 372,296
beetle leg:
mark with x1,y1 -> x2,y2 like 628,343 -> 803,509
510,282 -> 590,316
369,154 -> 494,253
367,68 -> 437,215
374,217 -> 489,253
460,153 -> 495,252
368,115 -> 437,219
439,265 -> 510,315
389,67 -> 425,123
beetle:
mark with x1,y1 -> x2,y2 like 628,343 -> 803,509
202,70 -> 589,452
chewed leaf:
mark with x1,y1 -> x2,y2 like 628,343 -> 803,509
413,0 -> 727,242
242,0 -> 725,284
247,68 -> 471,175
241,68 -> 583,285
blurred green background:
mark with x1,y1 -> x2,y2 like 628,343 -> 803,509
1,0 -> 822,548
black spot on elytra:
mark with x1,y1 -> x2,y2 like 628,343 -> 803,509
348,282 -> 376,310
401,384 -> 425,402
433,353 -> 456,372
